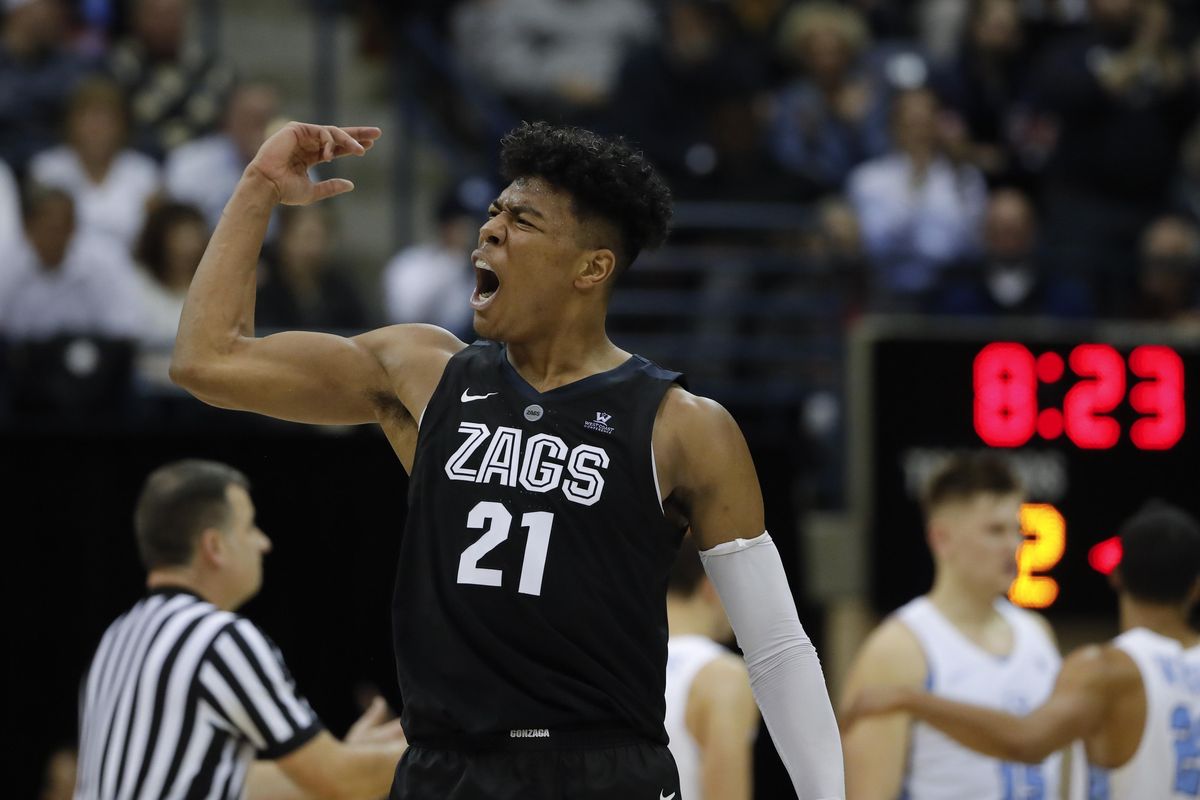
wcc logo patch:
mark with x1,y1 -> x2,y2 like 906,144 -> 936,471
584,411 -> 615,435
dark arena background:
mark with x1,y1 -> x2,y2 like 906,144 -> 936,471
4,0 -> 1200,797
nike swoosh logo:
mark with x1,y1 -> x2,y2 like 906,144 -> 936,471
659,793 -> 676,800
461,389 -> 498,403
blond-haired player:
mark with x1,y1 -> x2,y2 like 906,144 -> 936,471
841,453 -> 1061,799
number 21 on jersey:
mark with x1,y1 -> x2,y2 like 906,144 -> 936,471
457,501 -> 554,596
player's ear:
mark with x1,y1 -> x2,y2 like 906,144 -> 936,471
926,520 -> 946,556
574,248 -> 616,291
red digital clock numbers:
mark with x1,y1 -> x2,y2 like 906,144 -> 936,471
1129,346 -> 1187,450
973,342 -> 1186,450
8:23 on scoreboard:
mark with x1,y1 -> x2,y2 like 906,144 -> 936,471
855,319 -> 1199,617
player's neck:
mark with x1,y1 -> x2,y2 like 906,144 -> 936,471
1120,595 -> 1200,647
666,597 -> 718,640
504,323 -> 628,393
927,574 -> 1002,629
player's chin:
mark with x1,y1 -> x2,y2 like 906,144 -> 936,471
472,311 -> 499,341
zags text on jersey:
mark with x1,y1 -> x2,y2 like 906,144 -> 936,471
444,423 -> 610,506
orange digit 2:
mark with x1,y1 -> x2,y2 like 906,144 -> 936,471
1009,504 -> 1066,609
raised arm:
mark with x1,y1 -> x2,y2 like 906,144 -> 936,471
656,388 -> 845,799
170,122 -> 464,429
846,645 -> 1119,764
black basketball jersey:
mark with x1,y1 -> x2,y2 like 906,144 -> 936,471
393,341 -> 685,744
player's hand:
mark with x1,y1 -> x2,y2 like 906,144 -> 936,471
246,122 -> 382,206
841,686 -> 912,729
345,695 -> 407,746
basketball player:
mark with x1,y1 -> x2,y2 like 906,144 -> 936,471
170,121 -> 844,798
840,453 -> 1062,799
665,538 -> 759,800
848,501 -> 1200,799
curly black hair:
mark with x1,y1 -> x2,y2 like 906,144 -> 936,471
499,121 -> 672,272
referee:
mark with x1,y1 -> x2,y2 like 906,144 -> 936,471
75,460 -> 405,799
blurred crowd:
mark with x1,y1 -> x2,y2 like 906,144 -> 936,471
418,0 -> 1200,320
0,0 -> 488,419
3,0 -> 1200,424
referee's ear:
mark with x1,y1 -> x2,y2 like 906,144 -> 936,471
197,527 -> 227,568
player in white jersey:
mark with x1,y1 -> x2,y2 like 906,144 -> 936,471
841,453 -> 1062,799
847,501 -> 1200,800
664,538 -> 759,800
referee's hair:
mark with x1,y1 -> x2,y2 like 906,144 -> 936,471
920,452 -> 1023,519
668,536 -> 706,597
134,460 -> 251,571
1118,501 -> 1200,605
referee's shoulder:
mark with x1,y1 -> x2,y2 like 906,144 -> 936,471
206,610 -> 291,662
177,600 -> 269,658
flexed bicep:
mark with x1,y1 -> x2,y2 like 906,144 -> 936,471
173,324 -> 464,428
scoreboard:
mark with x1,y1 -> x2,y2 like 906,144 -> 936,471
850,318 -> 1200,617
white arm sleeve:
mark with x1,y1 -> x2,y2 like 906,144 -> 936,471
700,532 -> 845,800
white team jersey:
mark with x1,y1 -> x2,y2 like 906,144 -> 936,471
665,634 -> 727,800
1079,628 -> 1200,800
896,597 -> 1062,800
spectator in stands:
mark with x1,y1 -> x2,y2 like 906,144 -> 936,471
107,0 -> 234,159
608,0 -> 773,199
382,186 -> 478,338
165,82 -> 281,230
695,91 -> 798,201
0,186 -> 144,340
451,0 -> 656,121
1131,214 -> 1200,324
768,1 -> 890,197
1032,0 -> 1199,298
30,77 -> 162,249
807,195 -> 870,315
930,0 -> 1034,186
812,196 -> 866,268
256,205 -> 369,332
847,87 -> 987,304
931,187 -> 1094,318
131,202 -> 207,347
0,0 -> 93,172
0,158 -> 19,256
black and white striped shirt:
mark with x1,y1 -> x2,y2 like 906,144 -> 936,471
75,587 -> 322,799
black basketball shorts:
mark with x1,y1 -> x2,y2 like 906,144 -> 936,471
389,730 -> 682,800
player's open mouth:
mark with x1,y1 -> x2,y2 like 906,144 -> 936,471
472,258 -> 500,309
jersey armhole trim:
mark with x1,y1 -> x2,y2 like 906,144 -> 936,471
651,436 -> 664,513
